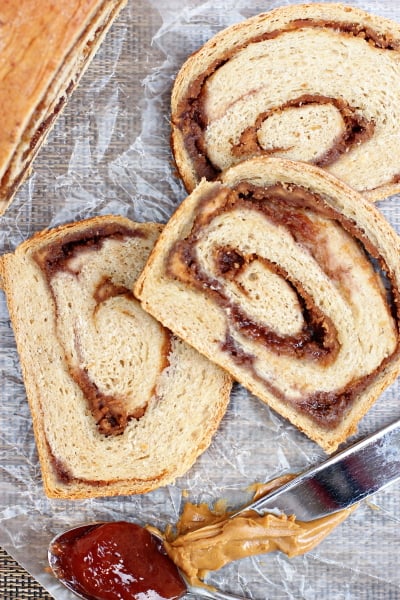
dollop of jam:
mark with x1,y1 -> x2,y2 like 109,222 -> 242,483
49,521 -> 186,600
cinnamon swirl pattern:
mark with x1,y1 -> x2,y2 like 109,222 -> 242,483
0,216 -> 231,498
136,157 -> 400,452
171,3 -> 400,201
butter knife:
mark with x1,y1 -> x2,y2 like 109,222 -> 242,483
239,418 -> 400,521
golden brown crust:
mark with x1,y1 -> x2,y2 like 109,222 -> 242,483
0,0 -> 127,215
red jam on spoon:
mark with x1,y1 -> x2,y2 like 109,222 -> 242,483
48,521 -> 187,600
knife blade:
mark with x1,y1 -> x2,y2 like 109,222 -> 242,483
238,418 -> 400,521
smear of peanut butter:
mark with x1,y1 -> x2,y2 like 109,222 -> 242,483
160,475 -> 356,586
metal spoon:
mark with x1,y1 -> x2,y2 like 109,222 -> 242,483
48,521 -> 249,600
48,420 -> 400,600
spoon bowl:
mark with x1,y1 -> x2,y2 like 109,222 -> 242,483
48,521 -> 248,600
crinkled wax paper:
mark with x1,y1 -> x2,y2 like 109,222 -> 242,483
1,0 -> 400,598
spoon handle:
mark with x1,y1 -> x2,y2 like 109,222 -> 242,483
186,583 -> 249,599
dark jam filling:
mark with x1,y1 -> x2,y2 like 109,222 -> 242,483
49,521 -> 186,600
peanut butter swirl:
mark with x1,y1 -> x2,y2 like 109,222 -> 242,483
34,223 -> 171,438
166,181 -> 399,428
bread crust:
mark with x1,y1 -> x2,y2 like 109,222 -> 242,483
135,157 -> 400,453
171,3 -> 400,200
0,0 -> 127,216
0,216 -> 232,498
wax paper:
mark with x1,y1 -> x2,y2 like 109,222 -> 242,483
1,0 -> 400,598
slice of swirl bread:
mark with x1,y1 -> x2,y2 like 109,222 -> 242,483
0,216 -> 231,499
0,0 -> 127,216
135,157 -> 400,453
171,3 -> 400,201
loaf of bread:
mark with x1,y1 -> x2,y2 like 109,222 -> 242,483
0,0 -> 127,216
0,216 -> 232,498
135,156 -> 400,453
171,3 -> 400,201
